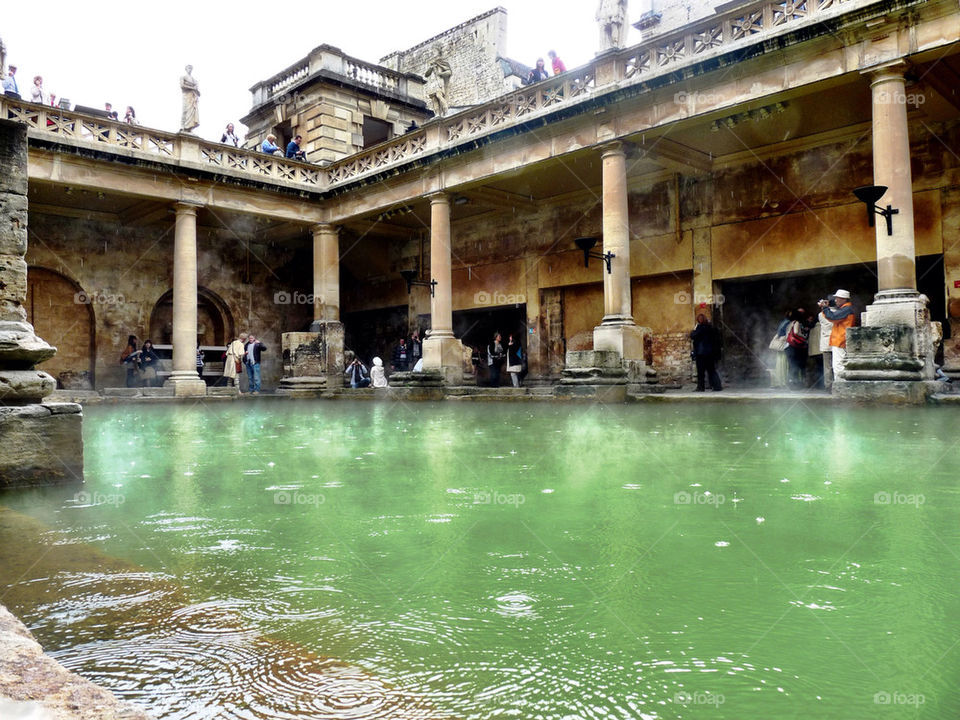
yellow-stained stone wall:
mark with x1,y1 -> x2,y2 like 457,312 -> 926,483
25,213 -> 312,390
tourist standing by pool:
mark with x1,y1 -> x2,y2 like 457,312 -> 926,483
819,289 -> 857,381
392,338 -> 410,372
784,309 -> 811,388
770,310 -> 791,388
244,335 -> 267,394
410,329 -> 422,367
223,334 -> 245,390
487,332 -> 506,387
506,334 -> 524,387
691,314 -> 722,392
120,335 -> 140,388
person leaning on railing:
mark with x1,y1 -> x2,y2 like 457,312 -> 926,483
261,133 -> 281,155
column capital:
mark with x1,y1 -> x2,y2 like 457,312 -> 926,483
862,60 -> 909,85
174,201 -> 202,215
311,222 -> 337,236
599,141 -> 626,159
427,191 -> 449,205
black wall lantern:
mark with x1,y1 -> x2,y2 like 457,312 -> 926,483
853,185 -> 898,236
400,269 -> 437,297
574,237 -> 615,274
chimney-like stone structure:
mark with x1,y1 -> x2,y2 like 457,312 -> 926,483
0,119 -> 83,486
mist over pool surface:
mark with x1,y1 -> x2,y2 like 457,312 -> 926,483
2,401 -> 959,719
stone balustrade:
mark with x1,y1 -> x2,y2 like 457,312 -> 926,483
7,0 -> 869,194
3,98 -> 325,189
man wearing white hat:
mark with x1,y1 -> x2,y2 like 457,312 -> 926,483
818,289 -> 857,381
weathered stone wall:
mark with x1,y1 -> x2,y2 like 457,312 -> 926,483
380,8 -> 511,109
25,212 -> 312,391
644,0 -> 718,39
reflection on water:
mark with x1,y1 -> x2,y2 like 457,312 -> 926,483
2,402 -> 960,719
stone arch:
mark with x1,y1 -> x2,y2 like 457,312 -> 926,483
25,266 -> 96,388
148,287 -> 235,346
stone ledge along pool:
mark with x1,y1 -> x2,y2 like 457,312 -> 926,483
1,401 -> 958,719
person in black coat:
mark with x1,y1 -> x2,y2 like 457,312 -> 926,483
690,313 -> 722,391
392,338 -> 410,371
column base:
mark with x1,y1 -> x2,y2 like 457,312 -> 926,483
846,293 -> 937,381
832,379 -> 946,404
422,333 -> 464,385
578,322 -> 657,383
282,324 -> 344,391
163,372 -> 207,397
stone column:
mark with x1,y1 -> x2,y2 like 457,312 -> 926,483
592,142 -> 648,377
0,118 -> 82,486
278,224 -> 344,396
310,223 -> 340,329
164,202 -> 206,396
871,66 -> 916,295
835,63 -> 940,402
422,192 -> 463,384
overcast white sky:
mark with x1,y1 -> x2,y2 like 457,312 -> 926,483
3,2 -> 641,142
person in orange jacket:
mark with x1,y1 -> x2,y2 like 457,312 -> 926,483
818,289 -> 857,381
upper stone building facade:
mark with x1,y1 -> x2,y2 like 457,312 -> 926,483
241,8 -> 528,165
380,8 -> 521,110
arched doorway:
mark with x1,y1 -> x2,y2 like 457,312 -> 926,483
26,267 -> 96,388
148,287 -> 234,346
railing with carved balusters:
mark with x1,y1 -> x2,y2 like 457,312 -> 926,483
621,0 -> 856,80
344,57 -> 402,93
3,98 -> 325,190
8,0 -> 875,195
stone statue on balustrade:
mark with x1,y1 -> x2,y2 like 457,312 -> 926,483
180,64 -> 200,133
424,45 -> 452,118
596,0 -> 629,52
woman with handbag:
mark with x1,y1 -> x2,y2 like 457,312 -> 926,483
768,310 -> 792,388
223,334 -> 246,391
785,309 -> 811,388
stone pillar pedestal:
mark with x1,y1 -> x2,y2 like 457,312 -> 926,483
0,119 -> 83,486
277,324 -> 344,396
164,202 -> 206,397
833,294 -> 943,403
422,335 -> 464,386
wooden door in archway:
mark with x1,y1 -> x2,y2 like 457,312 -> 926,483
26,267 -> 96,387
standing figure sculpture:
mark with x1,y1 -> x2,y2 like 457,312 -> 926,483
180,65 -> 200,133
596,0 -> 629,52
424,45 -> 452,118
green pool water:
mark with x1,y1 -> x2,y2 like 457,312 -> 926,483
1,401 -> 959,719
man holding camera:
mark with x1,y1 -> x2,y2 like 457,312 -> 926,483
345,357 -> 370,388
818,289 -> 856,382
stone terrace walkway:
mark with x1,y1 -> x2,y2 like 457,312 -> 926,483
44,386 -> 959,405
